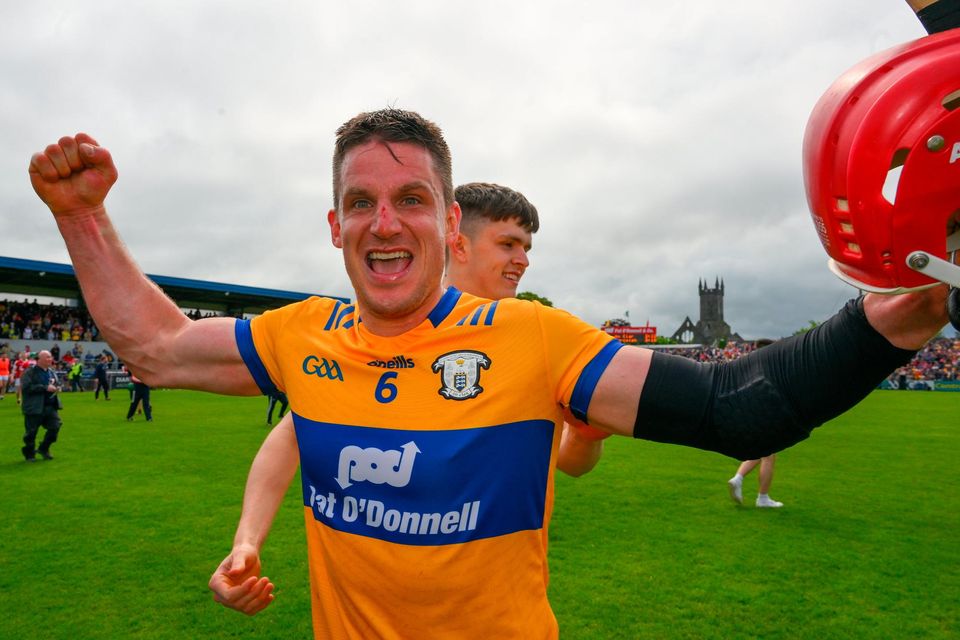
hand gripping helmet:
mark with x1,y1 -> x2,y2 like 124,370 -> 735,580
803,29 -> 960,297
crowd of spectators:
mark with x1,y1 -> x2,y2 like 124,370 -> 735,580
3,296 -> 958,383
0,341 -> 117,382
665,336 -> 960,382
891,337 -> 960,382
671,342 -> 761,364
1,299 -> 239,341
0,300 -> 238,385
0,298 -> 100,342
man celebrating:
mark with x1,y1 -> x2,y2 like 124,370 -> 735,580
20,350 -> 62,461
207,181 -> 610,617
29,111 -> 947,638
448,182 -> 609,478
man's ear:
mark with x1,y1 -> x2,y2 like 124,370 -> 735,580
445,202 -> 461,245
450,232 -> 471,263
328,209 -> 342,248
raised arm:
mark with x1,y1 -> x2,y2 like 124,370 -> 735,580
210,414 -> 300,615
585,287 -> 949,458
29,134 -> 257,393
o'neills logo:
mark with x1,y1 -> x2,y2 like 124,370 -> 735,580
367,355 -> 415,369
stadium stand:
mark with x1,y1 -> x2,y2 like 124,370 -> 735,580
0,255 -> 351,391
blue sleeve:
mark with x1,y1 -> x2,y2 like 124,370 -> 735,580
234,318 -> 279,396
568,340 -> 624,423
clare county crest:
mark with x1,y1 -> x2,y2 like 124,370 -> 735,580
431,350 -> 491,400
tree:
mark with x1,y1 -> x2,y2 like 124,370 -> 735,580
516,291 -> 553,307
792,320 -> 820,336
601,318 -> 629,327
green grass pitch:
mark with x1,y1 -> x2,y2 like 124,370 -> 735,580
0,389 -> 956,639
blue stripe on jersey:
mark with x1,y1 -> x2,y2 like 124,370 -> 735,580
428,286 -> 462,327
293,415 -> 554,546
324,301 -> 343,331
334,304 -> 354,329
484,300 -> 498,326
470,305 -> 485,326
342,319 -> 355,330
569,339 -> 623,422
234,319 -> 279,396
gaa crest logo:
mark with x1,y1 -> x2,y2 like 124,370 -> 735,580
431,350 -> 490,400
302,355 -> 344,381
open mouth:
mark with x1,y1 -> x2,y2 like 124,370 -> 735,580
503,272 -> 520,283
367,250 -> 412,276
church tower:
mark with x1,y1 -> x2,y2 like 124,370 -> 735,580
670,277 -> 742,344
699,277 -> 724,326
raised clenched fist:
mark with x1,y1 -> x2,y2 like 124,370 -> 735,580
29,133 -> 118,217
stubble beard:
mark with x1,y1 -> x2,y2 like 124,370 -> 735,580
348,254 -> 445,325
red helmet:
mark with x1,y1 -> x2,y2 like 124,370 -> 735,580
803,29 -> 960,293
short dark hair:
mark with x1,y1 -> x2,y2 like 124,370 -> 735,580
333,108 -> 454,209
454,182 -> 540,235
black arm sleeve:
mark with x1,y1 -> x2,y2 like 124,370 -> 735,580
917,0 -> 960,34
634,298 -> 917,460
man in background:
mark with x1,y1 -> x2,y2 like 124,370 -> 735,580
94,355 -> 110,400
0,350 -> 10,400
727,338 -> 784,508
448,183 -> 610,478
126,373 -> 153,422
20,350 -> 62,461
67,360 -> 83,392
13,351 -> 33,404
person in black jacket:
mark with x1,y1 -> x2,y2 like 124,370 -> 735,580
93,355 -> 110,400
126,373 -> 152,422
20,350 -> 62,461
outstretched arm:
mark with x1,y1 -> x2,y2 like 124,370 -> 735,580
29,134 -> 256,393
585,287 -> 949,457
210,414 -> 300,615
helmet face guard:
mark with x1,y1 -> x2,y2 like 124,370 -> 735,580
803,29 -> 960,295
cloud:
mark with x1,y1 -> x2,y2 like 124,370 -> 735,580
4,1 -> 950,338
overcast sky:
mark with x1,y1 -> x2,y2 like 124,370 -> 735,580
2,1 -> 951,339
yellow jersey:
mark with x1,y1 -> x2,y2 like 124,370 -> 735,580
237,287 -> 621,639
